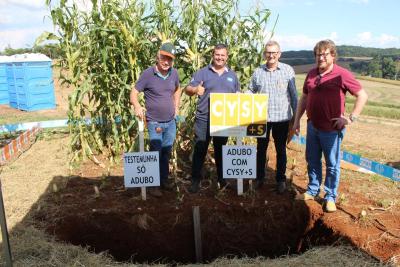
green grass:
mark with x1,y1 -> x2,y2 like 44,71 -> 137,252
356,75 -> 400,86
345,102 -> 400,119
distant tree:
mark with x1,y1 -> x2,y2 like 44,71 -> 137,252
395,60 -> 400,80
350,61 -> 369,75
368,58 -> 382,78
382,57 -> 396,79
0,44 -> 61,59
1,45 -> 31,55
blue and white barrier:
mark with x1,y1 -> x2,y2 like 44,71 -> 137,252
290,134 -> 400,182
0,119 -> 68,133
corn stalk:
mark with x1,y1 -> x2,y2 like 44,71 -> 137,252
43,0 -> 272,168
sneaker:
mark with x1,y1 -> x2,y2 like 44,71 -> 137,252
148,188 -> 163,198
188,181 -> 200,193
161,180 -> 174,191
277,182 -> 286,194
295,192 -> 314,201
255,179 -> 264,189
325,201 -> 337,212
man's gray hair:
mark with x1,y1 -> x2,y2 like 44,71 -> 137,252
265,40 -> 281,51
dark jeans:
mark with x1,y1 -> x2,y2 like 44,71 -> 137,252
191,119 -> 228,184
256,120 -> 289,183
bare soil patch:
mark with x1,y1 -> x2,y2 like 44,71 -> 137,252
28,141 -> 400,265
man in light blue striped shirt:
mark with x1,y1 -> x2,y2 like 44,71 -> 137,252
248,40 -> 298,194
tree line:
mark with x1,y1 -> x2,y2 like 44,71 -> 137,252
0,43 -> 63,59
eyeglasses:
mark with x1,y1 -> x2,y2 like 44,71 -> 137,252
316,52 -> 331,58
265,51 -> 280,56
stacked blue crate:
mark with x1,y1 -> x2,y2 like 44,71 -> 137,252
0,56 -> 11,104
6,54 -> 55,111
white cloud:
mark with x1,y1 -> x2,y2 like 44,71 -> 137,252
270,32 -> 341,51
336,0 -> 369,4
0,27 -> 50,50
304,1 -> 316,6
378,34 -> 398,45
357,32 -> 372,41
273,34 -> 319,51
353,32 -> 400,48
1,0 -> 46,9
349,0 -> 369,4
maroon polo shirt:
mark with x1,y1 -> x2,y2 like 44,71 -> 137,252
303,64 -> 361,131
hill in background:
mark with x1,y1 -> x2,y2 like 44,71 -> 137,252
281,45 -> 400,74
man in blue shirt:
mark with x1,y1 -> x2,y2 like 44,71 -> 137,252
130,42 -> 181,197
248,40 -> 298,194
185,44 -> 240,193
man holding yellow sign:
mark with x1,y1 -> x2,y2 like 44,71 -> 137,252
248,40 -> 298,194
185,44 -> 240,193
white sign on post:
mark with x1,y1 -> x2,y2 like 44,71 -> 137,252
124,152 -> 160,188
222,145 -> 256,179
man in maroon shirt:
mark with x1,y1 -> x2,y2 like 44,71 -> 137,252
293,39 -> 368,212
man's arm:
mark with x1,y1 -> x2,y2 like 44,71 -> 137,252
350,88 -> 368,117
288,76 -> 298,115
185,81 -> 204,96
292,93 -> 307,135
332,88 -> 368,129
173,86 -> 181,116
130,87 -> 145,121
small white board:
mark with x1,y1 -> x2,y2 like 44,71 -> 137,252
222,145 -> 256,179
124,152 -> 160,188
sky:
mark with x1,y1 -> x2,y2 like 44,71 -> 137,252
0,0 -> 399,52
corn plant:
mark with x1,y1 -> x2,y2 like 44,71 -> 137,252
41,0 -> 273,168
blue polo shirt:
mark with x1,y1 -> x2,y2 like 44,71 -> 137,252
135,66 -> 180,122
189,64 -> 240,121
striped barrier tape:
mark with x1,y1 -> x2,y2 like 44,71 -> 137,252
1,119 -> 398,181
0,127 -> 41,165
290,134 -> 400,182
0,116 -> 185,133
0,119 -> 68,133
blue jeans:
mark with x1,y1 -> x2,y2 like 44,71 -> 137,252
306,121 -> 345,202
191,119 -> 228,184
147,119 -> 176,183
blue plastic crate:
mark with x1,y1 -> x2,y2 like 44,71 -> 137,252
6,55 -> 55,111
0,61 -> 9,104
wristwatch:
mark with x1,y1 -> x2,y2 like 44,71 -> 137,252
349,114 -> 358,123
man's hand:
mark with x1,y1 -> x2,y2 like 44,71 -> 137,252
292,120 -> 300,136
134,105 -> 146,121
196,81 -> 205,96
331,115 -> 350,130
287,118 -> 295,144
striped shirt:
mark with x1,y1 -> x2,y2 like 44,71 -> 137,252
248,62 -> 298,122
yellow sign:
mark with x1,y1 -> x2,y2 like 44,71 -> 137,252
210,93 -> 268,137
